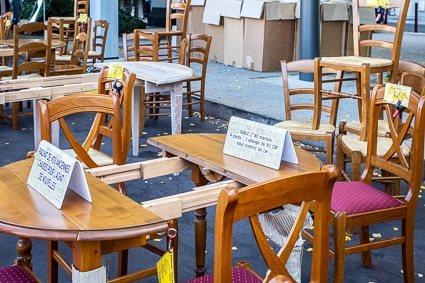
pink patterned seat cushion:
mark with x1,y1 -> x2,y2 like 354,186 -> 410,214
0,265 -> 39,283
331,181 -> 403,215
183,267 -> 262,283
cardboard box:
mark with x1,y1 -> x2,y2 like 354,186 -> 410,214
187,5 -> 207,35
320,1 -> 350,57
223,0 -> 244,67
203,0 -> 224,63
241,1 -> 296,72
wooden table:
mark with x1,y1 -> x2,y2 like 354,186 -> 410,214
0,38 -> 65,57
95,61 -> 194,156
0,158 -> 168,280
147,133 -> 323,276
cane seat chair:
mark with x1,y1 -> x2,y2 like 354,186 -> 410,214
274,59 -> 341,165
184,165 -> 338,283
304,85 -> 425,283
182,33 -> 212,121
136,0 -> 191,62
0,21 -> 52,130
0,11 -> 12,66
52,16 -> 91,75
88,19 -> 109,64
315,0 -> 410,142
336,61 -> 425,182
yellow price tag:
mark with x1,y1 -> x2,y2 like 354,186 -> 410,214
384,83 -> 411,107
78,13 -> 88,23
5,20 -> 10,27
107,63 -> 124,80
157,250 -> 174,283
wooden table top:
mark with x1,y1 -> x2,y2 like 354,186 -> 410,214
148,133 -> 323,185
0,159 -> 167,242
95,61 -> 194,85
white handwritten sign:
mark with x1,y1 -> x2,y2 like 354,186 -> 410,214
27,140 -> 92,209
223,117 -> 298,170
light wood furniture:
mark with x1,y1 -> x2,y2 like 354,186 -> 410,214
122,32 -> 135,61
86,133 -> 323,278
274,60 -> 341,165
0,158 -> 167,280
183,165 -> 337,283
88,19 -> 109,64
304,85 -> 425,283
315,0 -> 410,141
94,61 -> 194,156
136,0 -> 191,62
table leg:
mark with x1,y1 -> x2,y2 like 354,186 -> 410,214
72,241 -> 102,272
191,167 -> 209,277
170,82 -> 183,135
15,237 -> 32,270
132,85 -> 141,156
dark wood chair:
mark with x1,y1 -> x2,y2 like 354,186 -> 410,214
304,84 -> 425,283
183,165 -> 338,283
0,265 -> 41,283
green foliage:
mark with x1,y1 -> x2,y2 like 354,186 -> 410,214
118,9 -> 146,36
20,0 -> 146,36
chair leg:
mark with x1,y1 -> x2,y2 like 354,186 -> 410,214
12,102 -> 19,130
325,132 -> 334,165
333,212 -> 347,283
359,225 -> 372,267
336,135 -> 346,181
0,104 -> 4,123
47,241 -> 59,283
117,249 -> 129,277
200,84 -> 205,121
402,219 -> 415,282
351,151 -> 362,181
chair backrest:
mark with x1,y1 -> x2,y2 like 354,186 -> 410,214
69,16 -> 92,71
75,0 -> 89,17
185,33 -> 212,77
353,0 -> 410,81
397,60 -> 425,94
38,93 -> 121,168
123,32 -> 135,61
165,0 -> 191,37
282,59 -> 341,127
361,85 -> 425,211
96,66 -> 136,165
0,11 -> 12,39
134,29 -> 160,62
91,19 -> 109,61
13,21 -> 52,78
213,165 -> 337,283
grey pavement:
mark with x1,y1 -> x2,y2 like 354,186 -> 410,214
1,16 -> 425,283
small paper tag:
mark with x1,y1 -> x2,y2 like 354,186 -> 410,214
27,140 -> 91,209
384,83 -> 411,107
107,63 -> 124,80
157,250 -> 174,283
367,0 -> 389,8
5,19 -> 10,27
223,117 -> 298,170
78,13 -> 88,23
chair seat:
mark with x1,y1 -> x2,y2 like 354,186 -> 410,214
63,148 -> 113,168
54,54 -> 71,62
0,265 -> 40,283
331,181 -> 403,215
344,119 -> 390,136
340,135 -> 410,157
321,56 -> 393,68
274,120 -> 335,135
88,50 -> 101,57
183,267 -> 262,283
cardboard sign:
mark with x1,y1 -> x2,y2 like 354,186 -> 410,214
27,140 -> 92,209
384,83 -> 411,107
107,63 -> 124,80
223,117 -> 298,170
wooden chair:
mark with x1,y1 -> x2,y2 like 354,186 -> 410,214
274,59 -> 341,165
304,85 -> 425,283
134,28 -> 160,62
0,11 -> 12,66
51,16 -> 91,75
0,265 -> 41,283
182,33 -> 212,121
183,165 -> 338,283
315,0 -> 410,142
136,0 -> 191,62
336,60 -> 425,182
0,21 -> 52,130
122,32 -> 135,61
88,19 -> 109,64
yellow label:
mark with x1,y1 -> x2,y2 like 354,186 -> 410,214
78,13 -> 88,23
107,63 -> 124,80
384,83 -> 411,107
5,20 -> 10,27
157,250 -> 174,283
367,0 -> 390,8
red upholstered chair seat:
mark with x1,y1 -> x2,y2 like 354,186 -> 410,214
0,265 -> 40,283
331,181 -> 403,215
183,267 -> 262,283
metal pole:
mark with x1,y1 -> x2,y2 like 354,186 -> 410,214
414,2 -> 418,32
299,0 -> 320,81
